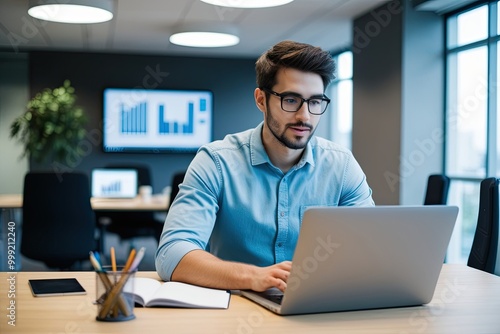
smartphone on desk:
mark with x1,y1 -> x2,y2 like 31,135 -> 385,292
28,278 -> 86,297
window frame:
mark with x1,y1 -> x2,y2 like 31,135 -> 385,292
444,0 -> 500,263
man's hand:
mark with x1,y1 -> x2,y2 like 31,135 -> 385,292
250,261 -> 292,292
171,250 -> 293,293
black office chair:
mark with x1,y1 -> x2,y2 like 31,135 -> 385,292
169,171 -> 186,208
21,172 -> 97,270
95,164 -> 163,248
467,177 -> 499,274
423,174 -> 450,205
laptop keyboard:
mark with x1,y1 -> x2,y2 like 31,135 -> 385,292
268,294 -> 283,305
257,291 -> 284,305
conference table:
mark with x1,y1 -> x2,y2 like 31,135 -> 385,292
0,264 -> 499,333
0,194 -> 169,269
0,193 -> 169,211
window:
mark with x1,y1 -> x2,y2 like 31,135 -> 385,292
328,51 -> 353,149
445,2 -> 499,263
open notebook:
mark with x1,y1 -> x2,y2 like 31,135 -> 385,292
241,205 -> 458,315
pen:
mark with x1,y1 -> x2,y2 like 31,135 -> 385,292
89,251 -> 102,271
94,251 -> 102,267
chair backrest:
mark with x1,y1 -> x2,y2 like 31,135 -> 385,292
169,172 -> 186,207
424,174 -> 450,205
467,177 -> 499,274
21,172 -> 96,269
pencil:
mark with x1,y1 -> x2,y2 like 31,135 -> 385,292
98,265 -> 135,318
110,247 -> 117,272
124,248 -> 136,272
128,247 -> 146,272
89,251 -> 131,317
98,247 -> 146,318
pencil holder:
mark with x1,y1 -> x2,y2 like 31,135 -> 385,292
95,266 -> 136,322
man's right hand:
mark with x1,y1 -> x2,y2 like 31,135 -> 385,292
250,261 -> 292,292
171,250 -> 293,293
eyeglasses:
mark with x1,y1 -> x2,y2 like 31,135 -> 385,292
262,88 -> 330,115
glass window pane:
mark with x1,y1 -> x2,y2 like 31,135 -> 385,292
331,80 -> 352,149
337,51 -> 352,80
446,46 -> 488,177
328,52 -> 352,150
446,180 -> 480,263
455,5 -> 488,47
497,42 -> 500,175
497,1 -> 500,35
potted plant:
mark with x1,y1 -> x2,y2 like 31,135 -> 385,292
10,80 -> 88,164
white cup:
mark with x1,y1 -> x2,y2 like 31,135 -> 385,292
139,185 -> 153,202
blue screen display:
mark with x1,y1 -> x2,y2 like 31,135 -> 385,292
103,88 -> 213,153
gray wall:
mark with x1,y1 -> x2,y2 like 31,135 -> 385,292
27,51 -> 260,192
401,2 -> 444,205
352,0 -> 444,204
352,1 -> 403,205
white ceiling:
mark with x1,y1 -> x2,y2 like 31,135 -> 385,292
0,0 -> 389,58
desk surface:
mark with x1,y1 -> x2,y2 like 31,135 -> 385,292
0,194 -> 22,209
1,265 -> 499,333
0,194 -> 169,211
91,195 -> 169,211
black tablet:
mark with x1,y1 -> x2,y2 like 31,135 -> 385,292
28,278 -> 86,297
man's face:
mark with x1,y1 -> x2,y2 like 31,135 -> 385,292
260,68 -> 324,150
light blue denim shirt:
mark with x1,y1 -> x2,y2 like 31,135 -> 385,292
155,122 -> 374,280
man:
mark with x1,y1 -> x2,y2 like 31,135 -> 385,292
156,40 -> 374,293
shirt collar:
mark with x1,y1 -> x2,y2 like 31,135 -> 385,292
250,122 -> 269,166
250,122 -> 316,168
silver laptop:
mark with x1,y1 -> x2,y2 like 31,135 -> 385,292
240,205 -> 458,315
91,168 -> 138,198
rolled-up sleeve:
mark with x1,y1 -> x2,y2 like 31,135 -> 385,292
339,153 -> 375,207
155,148 -> 221,281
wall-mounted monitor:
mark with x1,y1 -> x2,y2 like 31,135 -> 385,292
103,88 -> 213,153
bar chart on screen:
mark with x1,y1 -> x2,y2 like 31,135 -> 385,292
120,102 -> 147,134
158,97 -> 208,135
103,88 -> 213,153
101,180 -> 121,195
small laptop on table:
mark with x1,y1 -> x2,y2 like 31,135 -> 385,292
91,168 -> 138,198
241,205 -> 459,315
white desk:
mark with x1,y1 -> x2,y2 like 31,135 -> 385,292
0,265 -> 499,333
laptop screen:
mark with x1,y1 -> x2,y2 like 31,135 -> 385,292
91,168 -> 138,198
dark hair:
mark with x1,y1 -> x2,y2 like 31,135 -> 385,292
255,40 -> 335,91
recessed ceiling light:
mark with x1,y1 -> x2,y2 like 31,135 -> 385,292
28,0 -> 114,24
169,24 -> 240,48
200,0 -> 294,8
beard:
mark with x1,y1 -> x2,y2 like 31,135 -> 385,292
265,108 -> 316,150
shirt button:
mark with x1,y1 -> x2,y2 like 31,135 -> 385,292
280,212 -> 285,217
278,243 -> 283,247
